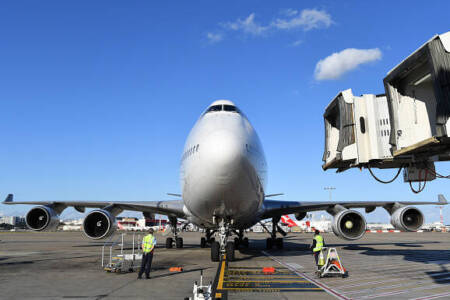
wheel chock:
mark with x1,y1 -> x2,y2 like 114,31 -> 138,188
169,267 -> 183,272
262,267 -> 275,275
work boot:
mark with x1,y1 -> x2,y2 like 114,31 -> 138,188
145,276 -> 151,279
137,276 -> 142,279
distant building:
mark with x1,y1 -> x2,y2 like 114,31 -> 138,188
0,216 -> 25,227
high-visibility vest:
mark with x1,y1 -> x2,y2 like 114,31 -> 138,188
313,235 -> 324,252
142,234 -> 156,253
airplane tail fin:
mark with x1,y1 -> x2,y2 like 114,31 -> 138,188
438,194 -> 447,205
3,194 -> 13,204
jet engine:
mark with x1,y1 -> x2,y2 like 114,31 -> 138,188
83,209 -> 117,239
294,212 -> 307,221
26,206 -> 60,231
332,209 -> 366,240
390,206 -> 423,231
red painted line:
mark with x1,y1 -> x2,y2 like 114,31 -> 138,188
410,291 -> 450,300
262,251 -> 350,300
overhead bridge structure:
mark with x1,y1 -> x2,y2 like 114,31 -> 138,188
322,32 -> 450,192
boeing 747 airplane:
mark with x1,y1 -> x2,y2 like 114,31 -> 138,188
3,100 -> 447,261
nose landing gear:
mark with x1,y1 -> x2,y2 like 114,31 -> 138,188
165,216 -> 183,249
210,219 -> 235,262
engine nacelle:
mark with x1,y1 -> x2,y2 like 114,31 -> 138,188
294,212 -> 307,221
332,209 -> 366,240
26,206 -> 60,231
83,209 -> 117,239
390,206 -> 423,231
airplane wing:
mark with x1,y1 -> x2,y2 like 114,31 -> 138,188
2,194 -> 185,218
261,194 -> 448,219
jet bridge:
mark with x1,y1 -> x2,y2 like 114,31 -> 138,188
322,32 -> 450,192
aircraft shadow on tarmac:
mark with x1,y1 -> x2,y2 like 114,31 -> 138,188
341,245 -> 450,284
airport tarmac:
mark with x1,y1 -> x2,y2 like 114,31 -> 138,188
1,231 -> 450,300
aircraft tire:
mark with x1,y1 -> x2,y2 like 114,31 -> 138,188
243,237 -> 249,248
266,238 -> 273,249
234,237 -> 240,248
226,241 -> 235,261
176,237 -> 183,248
276,238 -> 283,249
200,237 -> 206,248
211,242 -> 220,262
166,237 -> 173,249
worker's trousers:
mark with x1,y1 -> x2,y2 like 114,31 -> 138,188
313,252 -> 319,267
139,252 -> 153,278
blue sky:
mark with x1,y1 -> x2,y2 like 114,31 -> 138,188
1,1 -> 449,223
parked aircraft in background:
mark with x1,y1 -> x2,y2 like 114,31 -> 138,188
3,100 -> 447,261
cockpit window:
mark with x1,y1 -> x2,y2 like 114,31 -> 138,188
223,105 -> 238,112
207,105 -> 222,112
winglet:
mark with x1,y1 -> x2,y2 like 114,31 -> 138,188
3,194 -> 13,204
438,194 -> 447,205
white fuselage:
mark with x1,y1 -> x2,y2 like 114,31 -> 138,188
180,101 -> 267,229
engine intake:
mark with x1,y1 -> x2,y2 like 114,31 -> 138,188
332,209 -> 366,240
26,206 -> 60,231
83,209 -> 116,239
294,212 -> 307,221
390,206 -> 423,231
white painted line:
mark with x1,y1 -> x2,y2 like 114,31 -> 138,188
409,291 -> 450,300
261,251 -> 350,300
285,262 -> 303,269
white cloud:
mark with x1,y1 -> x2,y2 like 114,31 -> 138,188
273,9 -> 333,31
206,32 -> 223,43
281,8 -> 299,17
221,9 -> 332,38
291,39 -> 302,47
223,13 -> 268,36
314,48 -> 382,80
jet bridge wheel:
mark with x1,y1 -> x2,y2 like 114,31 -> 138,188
211,241 -> 220,262
176,237 -> 183,248
226,242 -> 235,261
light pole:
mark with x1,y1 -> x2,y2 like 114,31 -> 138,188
324,186 -> 336,202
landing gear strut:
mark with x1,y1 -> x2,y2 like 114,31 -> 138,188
166,216 -> 183,249
266,217 -> 284,250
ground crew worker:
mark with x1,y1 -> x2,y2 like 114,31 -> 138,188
138,228 -> 156,279
311,229 -> 325,269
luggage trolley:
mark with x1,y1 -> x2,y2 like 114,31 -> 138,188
316,247 -> 348,278
102,232 -> 143,273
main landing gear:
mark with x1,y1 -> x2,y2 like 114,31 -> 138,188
165,216 -> 183,249
265,217 -> 286,250
200,229 -> 216,248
